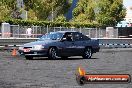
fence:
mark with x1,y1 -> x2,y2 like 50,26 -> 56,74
0,38 -> 132,48
0,24 -> 118,38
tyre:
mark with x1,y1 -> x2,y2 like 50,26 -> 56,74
25,56 -> 33,60
82,47 -> 92,59
48,47 -> 58,59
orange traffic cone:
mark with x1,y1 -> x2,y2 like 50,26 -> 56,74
12,48 -> 17,56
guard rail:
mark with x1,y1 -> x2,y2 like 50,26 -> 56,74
0,38 -> 132,48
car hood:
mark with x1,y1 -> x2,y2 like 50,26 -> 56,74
23,40 -> 57,47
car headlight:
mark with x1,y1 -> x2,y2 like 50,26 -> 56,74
32,45 -> 44,50
19,46 -> 23,50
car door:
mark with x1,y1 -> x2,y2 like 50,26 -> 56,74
72,32 -> 85,55
61,32 -> 76,56
73,32 -> 92,55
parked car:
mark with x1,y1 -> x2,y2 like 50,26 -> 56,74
116,21 -> 130,27
18,31 -> 100,60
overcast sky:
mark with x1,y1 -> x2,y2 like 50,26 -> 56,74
123,0 -> 132,8
123,0 -> 132,14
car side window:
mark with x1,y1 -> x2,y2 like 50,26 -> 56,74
82,35 -> 90,40
63,32 -> 73,41
73,32 -> 90,41
73,32 -> 83,41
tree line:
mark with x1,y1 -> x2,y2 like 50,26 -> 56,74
0,0 -> 126,27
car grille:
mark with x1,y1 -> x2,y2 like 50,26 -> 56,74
23,47 -> 32,49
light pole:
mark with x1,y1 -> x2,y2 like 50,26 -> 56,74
25,10 -> 28,20
17,0 -> 27,20
51,0 -> 54,22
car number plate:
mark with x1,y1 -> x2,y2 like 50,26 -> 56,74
23,49 -> 30,52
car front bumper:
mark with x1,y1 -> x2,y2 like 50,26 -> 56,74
18,49 -> 48,57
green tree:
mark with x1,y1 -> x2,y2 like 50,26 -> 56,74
0,0 -> 17,21
0,2 -> 11,21
72,13 -> 88,22
0,0 -> 72,21
95,0 -> 126,26
85,6 -> 95,22
0,0 -> 23,20
23,0 -> 72,21
73,0 -> 95,22
73,0 -> 126,26
27,9 -> 37,20
1,0 -> 16,10
55,15 -> 66,22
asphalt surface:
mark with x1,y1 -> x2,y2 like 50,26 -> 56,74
0,48 -> 132,88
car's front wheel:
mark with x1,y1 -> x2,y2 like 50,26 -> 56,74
25,56 -> 33,60
48,47 -> 58,60
82,47 -> 92,59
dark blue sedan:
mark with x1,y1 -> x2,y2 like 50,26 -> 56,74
18,31 -> 100,60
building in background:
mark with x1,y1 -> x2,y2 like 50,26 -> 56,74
124,6 -> 132,24
116,21 -> 130,27
123,0 -> 132,27
123,0 -> 132,21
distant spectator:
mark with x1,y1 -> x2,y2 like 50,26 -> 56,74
26,28 -> 32,38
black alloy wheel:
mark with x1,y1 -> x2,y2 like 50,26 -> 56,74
48,47 -> 58,59
82,47 -> 92,59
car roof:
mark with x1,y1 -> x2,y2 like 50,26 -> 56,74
50,31 -> 78,34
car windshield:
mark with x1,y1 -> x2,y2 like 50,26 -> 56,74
38,32 -> 63,41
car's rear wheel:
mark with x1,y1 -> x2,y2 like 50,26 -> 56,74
82,47 -> 92,59
48,47 -> 58,60
25,56 -> 33,60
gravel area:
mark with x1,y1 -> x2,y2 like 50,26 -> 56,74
0,48 -> 132,88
